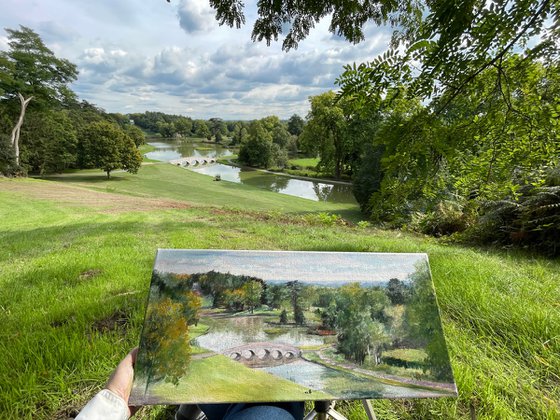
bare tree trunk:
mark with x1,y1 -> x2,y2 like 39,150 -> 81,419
10,93 -> 33,165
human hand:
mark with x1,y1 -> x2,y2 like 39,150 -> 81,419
106,347 -> 139,416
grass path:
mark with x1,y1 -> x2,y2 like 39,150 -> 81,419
0,176 -> 559,419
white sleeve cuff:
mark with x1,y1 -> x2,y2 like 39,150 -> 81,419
75,389 -> 129,420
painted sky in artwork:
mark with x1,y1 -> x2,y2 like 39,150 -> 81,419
154,249 -> 428,284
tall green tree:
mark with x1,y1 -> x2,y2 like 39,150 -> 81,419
300,91 -> 348,178
241,280 -> 263,314
287,114 -> 305,136
79,121 -> 142,179
0,26 -> 77,168
19,110 -> 77,174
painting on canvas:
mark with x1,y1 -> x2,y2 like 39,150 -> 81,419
130,249 -> 457,405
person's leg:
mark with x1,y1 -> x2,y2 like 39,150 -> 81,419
199,402 -> 304,420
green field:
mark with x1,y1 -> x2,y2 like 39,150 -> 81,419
0,171 -> 559,419
41,163 -> 359,220
288,158 -> 319,168
137,355 -> 332,404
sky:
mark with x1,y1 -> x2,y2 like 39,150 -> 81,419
0,0 -> 393,120
154,249 -> 429,285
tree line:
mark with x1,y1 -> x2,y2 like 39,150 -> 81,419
202,0 -> 559,253
0,26 -> 145,178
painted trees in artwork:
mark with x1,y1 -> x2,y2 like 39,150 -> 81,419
242,280 -> 263,314
139,297 -> 190,396
141,265 -> 449,381
287,281 -> 306,325
137,271 -> 202,394
334,284 -> 391,364
403,263 -> 454,381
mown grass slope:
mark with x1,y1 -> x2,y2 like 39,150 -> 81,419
0,176 -> 558,419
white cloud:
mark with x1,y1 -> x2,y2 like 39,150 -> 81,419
177,0 -> 216,34
0,0 -> 394,119
0,36 -> 8,51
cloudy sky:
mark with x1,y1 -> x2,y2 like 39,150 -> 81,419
0,0 -> 393,120
154,249 -> 428,284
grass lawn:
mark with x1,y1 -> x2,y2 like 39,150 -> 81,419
288,158 -> 319,168
39,164 -> 360,221
0,175 -> 559,419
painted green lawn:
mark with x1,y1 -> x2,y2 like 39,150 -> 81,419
0,176 -> 559,419
138,355 -> 332,404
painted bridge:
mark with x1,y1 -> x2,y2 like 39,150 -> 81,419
169,156 -> 216,166
222,342 -> 302,368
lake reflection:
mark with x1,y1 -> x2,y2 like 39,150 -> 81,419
146,139 -> 356,203
190,164 -> 355,203
145,139 -> 233,162
194,315 -> 323,352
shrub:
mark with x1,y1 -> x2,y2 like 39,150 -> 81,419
413,199 -> 473,237
471,165 -> 560,256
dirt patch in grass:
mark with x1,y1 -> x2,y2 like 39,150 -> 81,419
53,404 -> 80,420
0,179 -> 191,213
91,309 -> 130,334
78,269 -> 103,281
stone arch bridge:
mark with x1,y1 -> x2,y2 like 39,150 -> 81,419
169,156 -> 216,166
222,342 -> 302,368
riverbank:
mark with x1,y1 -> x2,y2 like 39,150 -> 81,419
218,157 -> 353,186
0,176 -> 558,419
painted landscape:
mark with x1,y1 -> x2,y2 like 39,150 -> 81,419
130,250 -> 456,404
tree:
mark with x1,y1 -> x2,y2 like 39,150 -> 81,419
19,110 -> 77,174
193,120 -> 211,140
320,301 -> 338,330
241,280 -> 263,314
174,117 -> 193,136
125,124 -> 146,147
0,133 -> 21,176
238,120 -> 273,168
207,0 -> 420,51
279,309 -> 288,324
79,121 -> 142,178
294,305 -> 306,326
286,281 -> 306,325
265,284 -> 289,309
207,0 -> 558,113
386,278 -> 409,305
337,308 -> 390,365
209,117 -> 227,142
403,262 -> 454,380
0,26 -> 78,169
287,114 -> 305,136
137,297 -> 191,397
300,91 -> 348,178
352,143 -> 384,213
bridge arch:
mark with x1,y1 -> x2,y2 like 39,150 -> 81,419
222,342 -> 302,368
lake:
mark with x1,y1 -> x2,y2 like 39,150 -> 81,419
145,139 -> 356,204
194,313 -> 449,399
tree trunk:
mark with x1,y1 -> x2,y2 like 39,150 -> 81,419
10,93 -> 33,166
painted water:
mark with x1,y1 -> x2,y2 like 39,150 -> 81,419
193,315 -> 324,351
194,314 -> 450,399
145,139 -> 356,203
